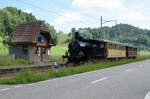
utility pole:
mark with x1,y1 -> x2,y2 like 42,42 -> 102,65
100,16 -> 103,39
101,16 -> 102,29
99,16 -> 103,39
115,20 -> 117,25
100,16 -> 117,40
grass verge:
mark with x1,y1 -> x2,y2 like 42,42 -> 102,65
138,51 -> 150,56
0,56 -> 34,67
0,57 -> 150,84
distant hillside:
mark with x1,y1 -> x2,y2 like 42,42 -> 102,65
69,24 -> 150,50
57,33 -> 71,45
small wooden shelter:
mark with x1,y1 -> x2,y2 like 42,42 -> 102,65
6,21 -> 55,62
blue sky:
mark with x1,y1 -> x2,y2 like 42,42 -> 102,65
1,0 -> 150,33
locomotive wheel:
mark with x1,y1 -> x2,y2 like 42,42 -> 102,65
78,50 -> 85,61
73,49 -> 86,64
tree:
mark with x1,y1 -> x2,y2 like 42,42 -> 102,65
46,24 -> 58,44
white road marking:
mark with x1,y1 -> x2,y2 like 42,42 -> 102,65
91,77 -> 108,84
125,69 -> 132,72
15,85 -> 23,88
144,91 -> 150,99
0,88 -> 10,92
27,84 -> 34,86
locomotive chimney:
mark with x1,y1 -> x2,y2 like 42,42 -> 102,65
75,32 -> 79,41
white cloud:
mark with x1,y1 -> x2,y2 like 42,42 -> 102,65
72,0 -> 123,9
54,12 -> 81,25
24,9 -> 32,14
53,12 -> 98,32
139,24 -> 150,29
117,8 -> 150,22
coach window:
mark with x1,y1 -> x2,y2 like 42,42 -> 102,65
107,44 -> 109,49
108,44 -> 110,49
114,44 -> 115,49
113,44 -> 114,49
110,44 -> 112,49
111,44 -> 113,49
109,44 -> 111,49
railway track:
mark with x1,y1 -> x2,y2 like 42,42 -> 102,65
0,63 -> 65,78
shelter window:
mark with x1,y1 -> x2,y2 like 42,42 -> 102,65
23,46 -> 28,54
35,46 -> 39,54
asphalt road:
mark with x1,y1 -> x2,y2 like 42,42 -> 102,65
1,60 -> 150,99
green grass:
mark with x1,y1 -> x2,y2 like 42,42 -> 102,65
51,44 -> 68,56
50,55 -> 66,62
0,37 -> 9,56
50,33 -> 70,56
0,69 -> 47,84
0,57 -> 150,84
0,56 -> 34,67
138,51 -> 150,56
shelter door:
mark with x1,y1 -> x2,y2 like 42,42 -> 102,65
40,46 -> 44,62
37,46 -> 43,62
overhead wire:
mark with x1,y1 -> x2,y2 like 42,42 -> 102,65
49,0 -> 98,22
15,0 -> 94,26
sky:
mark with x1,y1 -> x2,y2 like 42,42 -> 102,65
1,0 -> 150,33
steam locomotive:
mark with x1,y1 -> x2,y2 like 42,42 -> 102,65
63,32 -> 137,63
